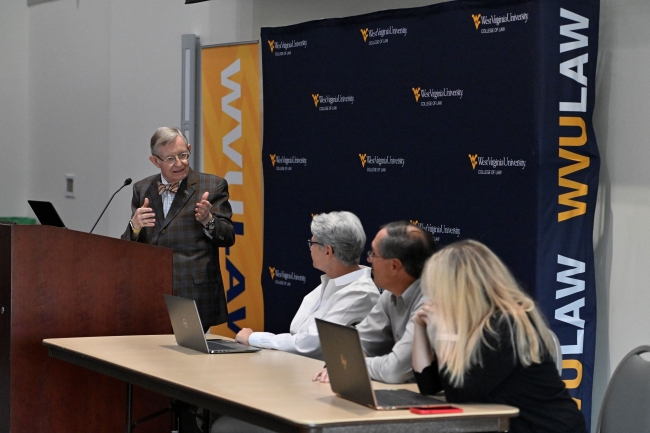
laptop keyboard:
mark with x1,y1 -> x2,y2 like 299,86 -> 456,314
207,341 -> 236,351
375,389 -> 446,407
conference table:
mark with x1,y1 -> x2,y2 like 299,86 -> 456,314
43,334 -> 518,433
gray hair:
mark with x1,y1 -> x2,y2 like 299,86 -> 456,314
378,221 -> 437,278
150,127 -> 188,155
310,211 -> 366,266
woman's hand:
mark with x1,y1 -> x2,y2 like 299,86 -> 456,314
412,301 -> 436,373
414,301 -> 435,327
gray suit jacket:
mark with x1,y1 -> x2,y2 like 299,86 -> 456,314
121,168 -> 235,327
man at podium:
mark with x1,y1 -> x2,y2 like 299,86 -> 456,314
121,127 -> 235,330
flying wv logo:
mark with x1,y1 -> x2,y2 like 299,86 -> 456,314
472,14 -> 481,29
359,154 -> 367,167
468,154 -> 478,169
360,28 -> 369,42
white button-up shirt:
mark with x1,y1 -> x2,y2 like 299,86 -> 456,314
248,266 -> 379,360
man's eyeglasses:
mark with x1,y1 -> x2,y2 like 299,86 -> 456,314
307,240 -> 325,248
154,151 -> 191,166
367,250 -> 384,260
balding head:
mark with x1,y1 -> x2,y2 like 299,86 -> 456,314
377,221 -> 436,279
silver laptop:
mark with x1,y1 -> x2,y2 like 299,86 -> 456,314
164,294 -> 260,354
316,318 -> 452,410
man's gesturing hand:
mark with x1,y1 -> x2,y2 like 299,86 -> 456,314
131,197 -> 155,230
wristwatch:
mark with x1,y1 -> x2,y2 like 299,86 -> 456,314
204,216 -> 215,231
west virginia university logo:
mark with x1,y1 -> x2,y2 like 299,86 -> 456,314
412,87 -> 421,102
267,40 -> 275,52
360,28 -> 369,42
410,220 -> 419,226
269,267 -> 276,279
270,154 -> 276,167
312,94 -> 319,107
468,154 -> 478,169
359,154 -> 367,168
472,14 -> 481,29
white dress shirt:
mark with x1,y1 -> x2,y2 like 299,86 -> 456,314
357,279 -> 424,384
159,176 -> 175,217
248,266 -> 379,360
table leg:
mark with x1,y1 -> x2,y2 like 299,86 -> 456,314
202,408 -> 210,433
125,383 -> 133,433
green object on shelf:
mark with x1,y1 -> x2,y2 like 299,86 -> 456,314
0,217 -> 37,225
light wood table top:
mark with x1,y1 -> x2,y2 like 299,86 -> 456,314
43,334 -> 518,433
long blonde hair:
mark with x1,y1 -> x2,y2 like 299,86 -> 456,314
421,240 -> 555,387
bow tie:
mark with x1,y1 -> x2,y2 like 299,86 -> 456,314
158,181 -> 180,195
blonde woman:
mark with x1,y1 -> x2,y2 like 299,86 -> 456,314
412,240 -> 586,433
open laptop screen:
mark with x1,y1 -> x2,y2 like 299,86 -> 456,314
28,200 -> 66,227
316,318 -> 450,410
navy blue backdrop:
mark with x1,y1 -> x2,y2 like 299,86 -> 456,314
261,0 -> 599,425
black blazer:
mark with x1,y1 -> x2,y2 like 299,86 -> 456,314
122,168 -> 235,327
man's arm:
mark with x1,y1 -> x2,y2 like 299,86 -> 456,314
246,285 -> 379,359
359,290 -> 425,384
204,178 -> 235,247
356,294 -> 394,357
121,185 -> 151,242
365,319 -> 418,384
314,304 -> 418,384
236,284 -> 323,353
248,331 -> 316,354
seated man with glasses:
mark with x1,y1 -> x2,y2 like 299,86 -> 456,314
234,211 -> 380,359
313,221 -> 436,384
211,211 -> 380,433
121,126 -> 235,331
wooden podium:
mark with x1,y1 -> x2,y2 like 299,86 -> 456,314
0,223 -> 174,433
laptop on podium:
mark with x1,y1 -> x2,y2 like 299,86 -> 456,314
28,200 -> 66,227
316,318 -> 453,410
164,294 -> 260,354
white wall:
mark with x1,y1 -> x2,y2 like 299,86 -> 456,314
0,2 -> 29,218
591,0 -> 650,428
105,0 -> 214,236
27,0 -> 111,232
1,0 -> 649,429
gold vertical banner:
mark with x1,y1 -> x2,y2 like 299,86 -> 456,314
202,42 -> 263,336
